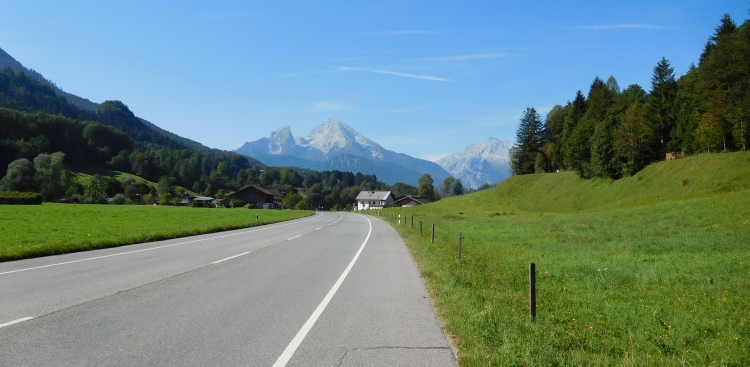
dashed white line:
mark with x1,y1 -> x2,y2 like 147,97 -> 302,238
272,216 -> 373,367
0,317 -> 34,329
0,213 -> 323,277
315,227 -> 322,231
211,252 -> 250,264
287,235 -> 302,241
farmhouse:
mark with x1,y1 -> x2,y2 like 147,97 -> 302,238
355,191 -> 394,210
391,195 -> 431,207
228,186 -> 283,209
179,194 -> 214,207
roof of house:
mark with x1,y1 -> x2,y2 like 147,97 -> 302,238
193,196 -> 214,201
355,191 -> 393,201
231,185 -> 283,198
392,195 -> 431,206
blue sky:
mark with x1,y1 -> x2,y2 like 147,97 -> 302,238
1,1 -> 747,161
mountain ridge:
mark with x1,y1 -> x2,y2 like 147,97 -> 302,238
436,137 -> 514,188
236,119 -> 451,185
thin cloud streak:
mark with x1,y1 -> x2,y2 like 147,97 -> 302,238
338,67 -> 451,82
424,52 -> 506,61
565,24 -> 671,30
367,30 -> 437,36
217,100 -> 260,107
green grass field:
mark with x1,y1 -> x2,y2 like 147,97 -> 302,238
373,151 -> 750,366
0,204 -> 312,262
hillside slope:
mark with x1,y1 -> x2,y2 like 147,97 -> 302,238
440,151 -> 750,214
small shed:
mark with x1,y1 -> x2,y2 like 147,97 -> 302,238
391,195 -> 431,207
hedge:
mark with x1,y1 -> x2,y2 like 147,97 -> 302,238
0,191 -> 43,205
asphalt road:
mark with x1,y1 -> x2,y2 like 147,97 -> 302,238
0,212 -> 456,366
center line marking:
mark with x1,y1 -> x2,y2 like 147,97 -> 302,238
272,216 -> 372,367
315,227 -> 322,230
287,235 -> 302,241
0,317 -> 34,329
211,252 -> 249,264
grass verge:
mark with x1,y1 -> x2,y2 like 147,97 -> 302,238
370,151 -> 750,366
0,204 -> 312,262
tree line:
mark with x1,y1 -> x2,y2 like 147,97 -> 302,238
512,13 -> 750,178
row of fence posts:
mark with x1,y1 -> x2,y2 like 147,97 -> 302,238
376,210 -> 537,322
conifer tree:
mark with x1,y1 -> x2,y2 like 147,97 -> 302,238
511,107 -> 544,175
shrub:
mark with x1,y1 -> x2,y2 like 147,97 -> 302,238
0,191 -> 43,205
85,194 -> 108,204
112,193 -> 131,205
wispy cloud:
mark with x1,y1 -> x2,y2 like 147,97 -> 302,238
217,100 -> 260,107
565,24 -> 670,30
338,67 -> 451,82
424,53 -> 506,61
309,100 -> 353,112
367,30 -> 437,36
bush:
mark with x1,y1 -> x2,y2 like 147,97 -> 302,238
0,191 -> 43,205
85,194 -> 108,204
112,193 -> 131,205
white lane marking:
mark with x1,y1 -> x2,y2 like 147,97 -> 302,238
287,235 -> 302,241
315,227 -> 322,231
0,213 -> 325,276
211,252 -> 250,264
272,216 -> 372,367
0,317 -> 34,329
328,214 -> 343,226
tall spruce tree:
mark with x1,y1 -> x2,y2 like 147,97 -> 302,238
511,107 -> 544,175
648,57 -> 678,156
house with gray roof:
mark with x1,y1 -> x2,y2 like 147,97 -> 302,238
391,195 -> 431,207
355,191 -> 395,210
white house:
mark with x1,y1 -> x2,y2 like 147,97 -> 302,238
355,191 -> 395,210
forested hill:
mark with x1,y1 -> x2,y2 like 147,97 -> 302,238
511,12 -> 750,179
0,65 -> 270,195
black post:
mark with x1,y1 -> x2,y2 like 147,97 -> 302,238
458,232 -> 463,259
431,224 -> 435,244
530,263 -> 536,322
411,216 -> 413,228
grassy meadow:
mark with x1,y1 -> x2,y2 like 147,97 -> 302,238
374,151 -> 750,366
0,204 -> 312,262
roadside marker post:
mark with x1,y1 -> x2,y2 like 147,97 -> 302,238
530,263 -> 536,322
431,224 -> 435,244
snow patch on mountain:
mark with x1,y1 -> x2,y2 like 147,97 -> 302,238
436,137 -> 515,188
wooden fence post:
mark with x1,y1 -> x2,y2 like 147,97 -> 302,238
458,232 -> 463,259
431,224 -> 435,244
530,263 -> 536,322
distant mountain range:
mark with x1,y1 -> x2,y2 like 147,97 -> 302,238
236,119 -> 452,185
437,138 -> 514,189
235,119 -> 515,188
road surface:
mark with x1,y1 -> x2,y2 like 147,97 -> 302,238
0,212 -> 455,366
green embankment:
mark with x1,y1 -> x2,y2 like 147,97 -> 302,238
0,205 -> 312,262
375,151 -> 750,366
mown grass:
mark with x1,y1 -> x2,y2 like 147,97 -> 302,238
0,204 -> 312,262
372,151 -> 750,366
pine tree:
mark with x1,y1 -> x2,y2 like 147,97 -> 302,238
511,107 -> 544,175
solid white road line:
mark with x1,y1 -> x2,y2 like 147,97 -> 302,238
211,252 -> 250,264
0,213 -> 324,277
287,235 -> 302,241
0,317 -> 34,329
272,216 -> 372,367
